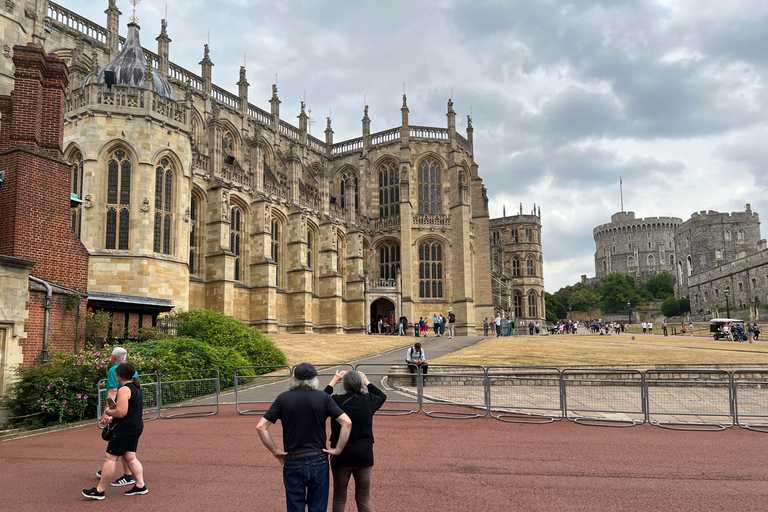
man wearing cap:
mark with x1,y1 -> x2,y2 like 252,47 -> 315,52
257,363 -> 352,512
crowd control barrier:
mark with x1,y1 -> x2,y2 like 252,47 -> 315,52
234,365 -> 292,415
732,370 -> 768,432
158,369 -> 220,419
645,369 -> 733,431
487,367 -> 563,423
354,363 -> 421,415
419,365 -> 488,419
563,369 -> 645,427
97,373 -> 160,424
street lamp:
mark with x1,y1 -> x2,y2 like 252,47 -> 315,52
724,289 -> 731,319
627,302 -> 631,326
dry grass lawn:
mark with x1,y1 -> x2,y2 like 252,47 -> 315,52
431,333 -> 768,367
266,333 -> 413,366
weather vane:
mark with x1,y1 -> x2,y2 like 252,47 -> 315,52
130,0 -> 141,24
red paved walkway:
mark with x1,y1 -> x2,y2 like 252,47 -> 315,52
1,405 -> 767,511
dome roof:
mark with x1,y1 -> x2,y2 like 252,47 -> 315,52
82,23 -> 176,101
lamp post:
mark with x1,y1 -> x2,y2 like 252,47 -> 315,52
627,302 -> 632,326
724,289 -> 731,319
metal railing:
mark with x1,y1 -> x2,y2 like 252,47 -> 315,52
563,369 -> 645,427
158,370 -> 220,419
646,369 -> 733,431
733,370 -> 768,432
354,364 -> 421,416
234,366 -> 292,415
487,367 -> 563,423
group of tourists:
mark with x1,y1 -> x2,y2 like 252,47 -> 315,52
482,315 -> 540,337
415,311 -> 456,339
721,322 -> 760,343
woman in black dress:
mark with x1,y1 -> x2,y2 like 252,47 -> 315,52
325,370 -> 387,512
82,363 -> 147,500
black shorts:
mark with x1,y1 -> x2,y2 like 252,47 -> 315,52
106,430 -> 142,456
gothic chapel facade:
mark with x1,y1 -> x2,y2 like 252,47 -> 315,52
1,1 -> 495,334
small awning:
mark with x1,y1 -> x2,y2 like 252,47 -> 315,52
87,291 -> 174,314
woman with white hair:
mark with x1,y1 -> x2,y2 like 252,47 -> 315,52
325,370 -> 387,512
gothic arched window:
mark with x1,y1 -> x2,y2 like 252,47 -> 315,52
231,206 -> 243,281
378,161 -> 400,219
69,150 -> 84,238
512,257 -> 521,277
418,240 -> 444,298
379,242 -> 401,281
687,255 -> 693,277
189,193 -> 202,276
513,291 -> 523,318
526,257 -> 535,276
153,158 -> 173,254
417,158 -> 441,215
105,149 -> 131,250
648,254 -> 655,271
271,218 -> 281,287
628,256 -> 635,271
528,292 -> 537,317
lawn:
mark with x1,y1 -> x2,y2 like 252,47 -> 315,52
430,333 -> 768,367
266,333 -> 413,366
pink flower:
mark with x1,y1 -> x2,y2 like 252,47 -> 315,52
83,395 -> 88,399
61,399 -> 67,404
41,405 -> 47,409
77,394 -> 82,398
55,390 -> 59,394
68,408 -> 73,413
46,384 -> 52,389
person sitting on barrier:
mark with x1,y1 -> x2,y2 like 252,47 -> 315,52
257,363 -> 352,512
324,370 -> 387,512
94,347 -> 139,488
83,363 -> 147,500
406,342 -> 428,386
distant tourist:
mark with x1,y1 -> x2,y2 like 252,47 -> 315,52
642,321 -> 647,334
483,317 -> 489,337
662,320 -> 668,336
495,314 -> 502,337
648,322 -> 653,335
448,310 -> 456,339
688,321 -> 694,336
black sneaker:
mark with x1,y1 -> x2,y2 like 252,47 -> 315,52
124,485 -> 148,496
82,487 -> 105,500
96,470 -> 101,478
111,474 -> 135,487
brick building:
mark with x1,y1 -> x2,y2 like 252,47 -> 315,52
0,44 -> 89,394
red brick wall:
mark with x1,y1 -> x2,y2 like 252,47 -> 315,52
0,44 -> 89,293
22,290 -> 82,366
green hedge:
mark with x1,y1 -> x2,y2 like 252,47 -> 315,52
1,310 -> 286,429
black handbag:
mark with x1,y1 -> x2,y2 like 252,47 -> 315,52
101,421 -> 116,441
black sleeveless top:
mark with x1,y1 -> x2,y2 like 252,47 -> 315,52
114,382 -> 143,434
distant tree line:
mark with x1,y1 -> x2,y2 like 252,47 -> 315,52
545,271 -> 691,322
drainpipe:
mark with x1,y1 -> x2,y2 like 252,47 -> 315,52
29,275 -> 52,363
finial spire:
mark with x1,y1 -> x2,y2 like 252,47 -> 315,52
129,0 -> 141,24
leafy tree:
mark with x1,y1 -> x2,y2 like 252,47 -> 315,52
678,297 -> 691,314
568,288 -> 601,314
598,273 -> 643,314
645,272 -> 675,299
660,296 -> 681,317
544,293 -> 566,322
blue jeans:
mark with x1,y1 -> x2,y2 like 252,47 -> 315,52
283,454 -> 329,512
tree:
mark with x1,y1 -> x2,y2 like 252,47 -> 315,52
598,273 -> 643,314
544,293 -> 566,322
568,288 -> 601,314
645,272 -> 675,300
661,296 -> 681,317
678,297 -> 691,314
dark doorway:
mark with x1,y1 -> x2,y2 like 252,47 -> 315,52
371,298 -> 396,334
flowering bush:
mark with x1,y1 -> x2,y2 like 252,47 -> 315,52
0,346 -> 162,429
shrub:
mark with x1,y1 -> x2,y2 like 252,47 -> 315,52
0,347 -> 161,429
660,297 -> 681,317
176,309 -> 286,368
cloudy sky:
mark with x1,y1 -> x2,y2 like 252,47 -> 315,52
59,0 -> 768,291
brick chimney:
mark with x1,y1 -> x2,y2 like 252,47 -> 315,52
0,44 -> 89,292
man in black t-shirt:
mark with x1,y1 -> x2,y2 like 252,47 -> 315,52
257,363 -> 352,512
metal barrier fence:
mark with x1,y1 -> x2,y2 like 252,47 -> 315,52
97,373 -> 160,424
487,367 -> 563,423
158,369 -> 220,419
563,369 -> 645,427
733,370 -> 768,432
646,370 -> 733,431
353,363 -> 420,415
419,365 -> 488,419
234,366 -> 292,415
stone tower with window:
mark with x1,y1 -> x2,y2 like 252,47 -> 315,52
489,205 -> 545,323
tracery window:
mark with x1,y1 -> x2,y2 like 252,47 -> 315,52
725,231 -> 731,241
512,257 -> 520,277
153,158 -> 173,254
417,158 -> 441,215
513,291 -> 523,318
510,229 -> 518,243
271,218 -> 280,287
648,254 -> 655,271
418,241 -> 444,298
69,151 -> 84,238
526,257 -> 535,276
525,228 -> 533,242
189,194 -> 202,276
231,207 -> 242,281
105,149 -> 131,250
528,292 -> 537,318
379,242 -> 401,281
378,161 -> 399,219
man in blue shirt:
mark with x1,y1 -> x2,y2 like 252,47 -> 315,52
97,347 -> 139,487
257,363 -> 352,512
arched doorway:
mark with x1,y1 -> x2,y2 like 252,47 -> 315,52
371,297 -> 396,334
